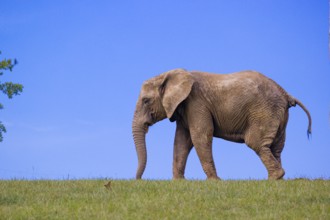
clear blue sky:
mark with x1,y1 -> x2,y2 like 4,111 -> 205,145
1,0 -> 329,180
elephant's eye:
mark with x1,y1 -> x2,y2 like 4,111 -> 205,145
143,98 -> 150,105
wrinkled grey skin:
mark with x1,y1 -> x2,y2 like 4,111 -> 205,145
132,69 -> 312,180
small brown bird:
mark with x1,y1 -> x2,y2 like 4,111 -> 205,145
104,181 -> 112,190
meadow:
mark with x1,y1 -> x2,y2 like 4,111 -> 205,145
0,179 -> 329,219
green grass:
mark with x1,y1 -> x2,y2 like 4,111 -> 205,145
0,179 -> 329,219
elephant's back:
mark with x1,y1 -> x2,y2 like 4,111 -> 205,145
192,70 -> 288,102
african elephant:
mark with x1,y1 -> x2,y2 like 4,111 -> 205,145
132,69 -> 312,180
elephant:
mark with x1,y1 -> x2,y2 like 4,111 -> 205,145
132,69 -> 312,180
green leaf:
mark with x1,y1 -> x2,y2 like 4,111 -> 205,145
0,58 -> 17,72
0,51 -> 23,142
0,82 -> 23,98
0,122 -> 6,142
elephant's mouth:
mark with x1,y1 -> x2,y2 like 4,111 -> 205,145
145,122 -> 152,127
142,121 -> 152,133
145,113 -> 156,127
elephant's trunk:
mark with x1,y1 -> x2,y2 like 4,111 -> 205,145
132,113 -> 148,179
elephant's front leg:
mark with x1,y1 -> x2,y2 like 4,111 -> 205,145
188,110 -> 220,180
173,121 -> 193,179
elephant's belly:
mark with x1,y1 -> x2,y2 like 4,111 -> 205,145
212,113 -> 247,144
213,128 -> 245,143
215,133 -> 245,143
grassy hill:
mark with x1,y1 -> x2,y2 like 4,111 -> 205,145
0,179 -> 329,219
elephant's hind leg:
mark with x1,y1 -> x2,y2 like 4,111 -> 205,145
270,131 -> 286,166
257,147 -> 285,180
245,122 -> 285,180
270,111 -> 288,167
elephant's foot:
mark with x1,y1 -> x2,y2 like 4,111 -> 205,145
173,176 -> 185,180
268,168 -> 285,180
207,176 -> 221,180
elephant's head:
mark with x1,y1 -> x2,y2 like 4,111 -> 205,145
132,69 -> 194,179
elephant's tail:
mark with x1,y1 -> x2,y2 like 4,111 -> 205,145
288,96 -> 312,139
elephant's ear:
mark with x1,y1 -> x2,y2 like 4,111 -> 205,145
159,69 -> 194,119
